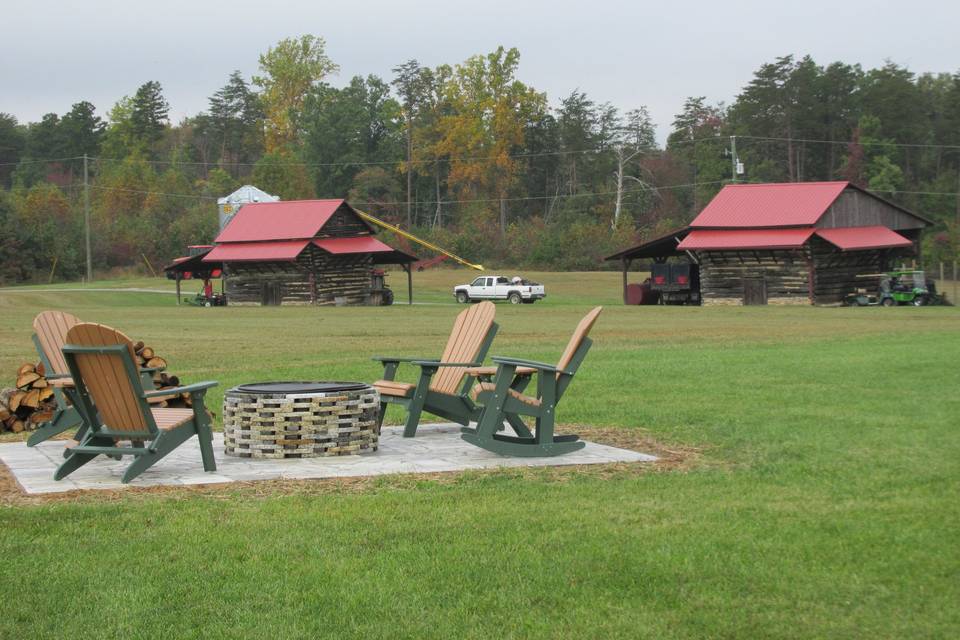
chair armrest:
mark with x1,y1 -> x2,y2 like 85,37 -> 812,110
411,360 -> 483,368
45,372 -> 71,381
465,365 -> 536,377
144,381 -> 218,398
491,357 -> 573,375
371,355 -> 427,363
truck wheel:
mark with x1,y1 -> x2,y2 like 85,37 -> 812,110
912,295 -> 926,307
508,292 -> 522,304
381,289 -> 394,306
882,297 -> 896,307
456,291 -> 469,304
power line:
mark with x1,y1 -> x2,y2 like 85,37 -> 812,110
86,179 -> 727,207
734,135 -> 960,151
0,155 -> 84,167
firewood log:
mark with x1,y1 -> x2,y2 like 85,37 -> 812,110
140,347 -> 155,360
35,362 -> 46,377
9,419 -> 25,433
146,357 -> 167,370
31,377 -> 49,389
0,405 -> 10,422
29,410 -> 54,425
16,372 -> 41,389
17,363 -> 36,375
9,391 -> 25,412
38,388 -> 54,402
133,340 -> 145,353
22,389 -> 41,409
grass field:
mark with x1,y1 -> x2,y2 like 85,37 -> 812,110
0,271 -> 958,639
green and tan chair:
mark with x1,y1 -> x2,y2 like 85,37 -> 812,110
461,306 -> 602,457
373,301 -> 500,437
54,323 -> 218,484
26,311 -> 85,447
27,311 -> 167,447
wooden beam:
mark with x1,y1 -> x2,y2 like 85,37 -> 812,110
405,264 -> 413,305
621,257 -> 629,304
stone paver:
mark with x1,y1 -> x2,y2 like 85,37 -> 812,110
0,423 -> 657,494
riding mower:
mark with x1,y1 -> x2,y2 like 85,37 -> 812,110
846,270 -> 946,306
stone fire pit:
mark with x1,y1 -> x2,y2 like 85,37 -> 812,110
223,382 -> 379,458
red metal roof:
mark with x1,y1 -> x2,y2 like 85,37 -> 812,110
691,182 -> 848,228
815,226 -> 912,251
677,228 -> 815,250
203,240 -> 309,262
313,236 -> 396,254
214,200 -> 348,242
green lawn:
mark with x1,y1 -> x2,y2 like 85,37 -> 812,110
0,273 -> 958,639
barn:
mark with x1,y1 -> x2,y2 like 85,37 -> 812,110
198,199 -> 417,306
606,181 -> 930,306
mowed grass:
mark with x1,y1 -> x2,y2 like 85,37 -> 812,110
0,271 -> 958,639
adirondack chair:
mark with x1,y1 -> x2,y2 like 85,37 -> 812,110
373,301 -> 501,438
27,311 -> 165,447
54,323 -> 218,484
461,306 -> 603,457
26,312 -> 84,447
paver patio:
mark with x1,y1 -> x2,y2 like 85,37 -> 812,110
0,423 -> 657,494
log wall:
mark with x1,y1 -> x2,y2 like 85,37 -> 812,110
809,237 -> 884,304
699,249 -> 812,306
224,245 -> 373,306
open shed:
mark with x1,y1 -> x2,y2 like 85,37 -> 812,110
606,181 -> 930,306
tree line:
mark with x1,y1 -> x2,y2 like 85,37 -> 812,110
1,36 -> 959,284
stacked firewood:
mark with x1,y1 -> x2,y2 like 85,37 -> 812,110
133,341 -> 168,371
0,364 -> 56,433
1,341 -> 195,433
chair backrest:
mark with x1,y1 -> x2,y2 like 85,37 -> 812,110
33,311 -> 82,376
432,301 -> 497,394
63,323 -> 151,434
555,306 -> 603,378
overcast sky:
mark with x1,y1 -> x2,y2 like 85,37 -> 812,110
3,0 -> 958,143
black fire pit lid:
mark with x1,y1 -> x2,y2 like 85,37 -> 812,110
235,381 -> 369,394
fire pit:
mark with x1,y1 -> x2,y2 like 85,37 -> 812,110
223,382 -> 379,458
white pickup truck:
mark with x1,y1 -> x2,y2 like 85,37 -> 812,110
453,276 -> 546,304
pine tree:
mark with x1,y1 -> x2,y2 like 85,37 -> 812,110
130,81 -> 169,144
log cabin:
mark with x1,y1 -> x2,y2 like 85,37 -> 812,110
198,199 -> 416,306
606,182 -> 930,306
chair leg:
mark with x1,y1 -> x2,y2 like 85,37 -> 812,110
26,406 -> 82,447
194,419 -> 217,473
402,397 -> 425,438
377,401 -> 388,430
505,414 -> 533,438
121,428 -> 194,483
53,434 -> 113,480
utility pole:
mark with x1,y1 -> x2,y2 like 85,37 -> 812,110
83,154 -> 92,282
730,136 -> 738,183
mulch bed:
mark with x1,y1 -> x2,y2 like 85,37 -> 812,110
0,425 -> 705,507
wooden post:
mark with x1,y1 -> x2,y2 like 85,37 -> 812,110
953,260 -> 957,305
175,274 -> 181,305
406,264 -> 413,305
621,258 -> 628,305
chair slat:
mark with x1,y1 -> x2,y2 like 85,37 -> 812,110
432,301 -> 494,394
555,307 -> 603,377
66,323 -> 149,433
33,311 -> 81,376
